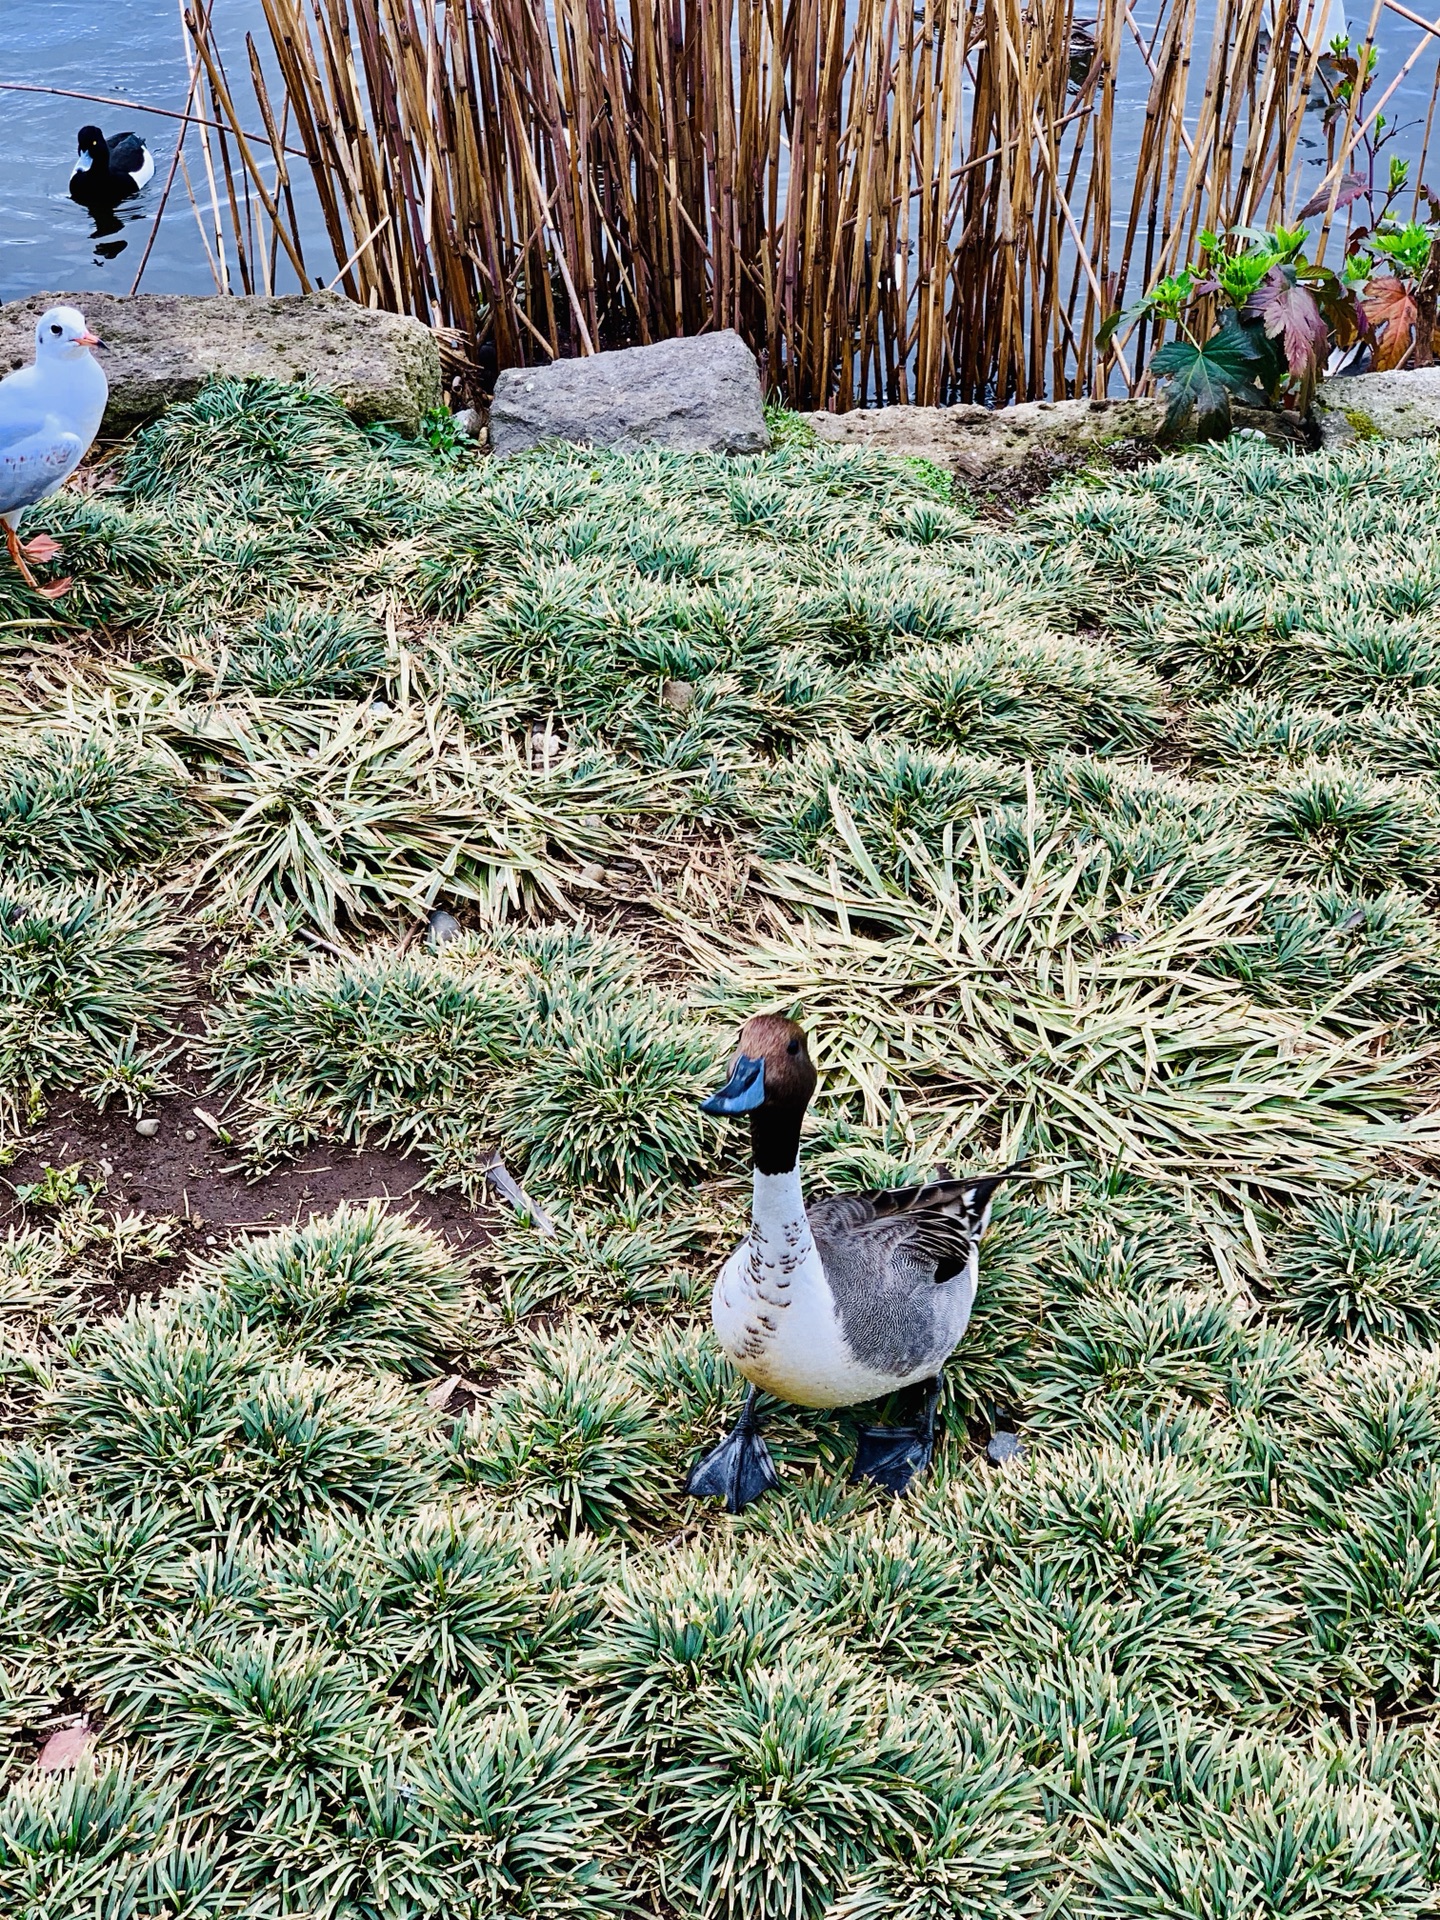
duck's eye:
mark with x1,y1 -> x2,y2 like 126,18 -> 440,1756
787,1038 -> 801,1056
49,325 -> 62,336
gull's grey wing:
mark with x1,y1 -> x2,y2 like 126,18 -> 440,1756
0,428 -> 85,518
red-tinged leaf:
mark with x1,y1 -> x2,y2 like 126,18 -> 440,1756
38,1724 -> 94,1772
1297,172 -> 1369,219
1244,267 -> 1330,377
1365,273 -> 1419,370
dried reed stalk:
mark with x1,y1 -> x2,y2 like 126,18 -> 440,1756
191,0 -> 1432,406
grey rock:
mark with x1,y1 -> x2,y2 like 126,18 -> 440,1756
661,677 -> 694,711
427,907 -> 463,948
135,1117 -> 160,1137
0,290 -> 442,438
1313,366 -> 1440,449
451,406 -> 484,439
490,330 -> 769,459
986,1431 -> 1026,1466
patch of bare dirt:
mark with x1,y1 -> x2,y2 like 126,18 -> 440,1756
2,944 -> 496,1309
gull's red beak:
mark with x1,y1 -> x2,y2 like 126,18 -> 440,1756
76,331 -> 103,347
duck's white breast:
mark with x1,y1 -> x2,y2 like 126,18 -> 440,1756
710,1167 -> 905,1408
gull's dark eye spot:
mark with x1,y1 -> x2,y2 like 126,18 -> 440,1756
49,325 -> 62,336
787,1038 -> 801,1056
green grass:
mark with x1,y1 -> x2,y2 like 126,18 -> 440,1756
5,384 -> 1440,1914
0,879 -> 183,1131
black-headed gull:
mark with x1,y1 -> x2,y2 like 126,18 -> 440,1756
70,127 -> 156,206
0,306 -> 108,600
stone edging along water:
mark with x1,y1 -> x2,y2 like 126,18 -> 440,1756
3,288 -> 1437,466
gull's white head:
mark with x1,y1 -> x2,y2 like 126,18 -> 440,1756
34,306 -> 103,362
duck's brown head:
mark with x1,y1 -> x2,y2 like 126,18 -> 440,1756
702,1014 -> 817,1173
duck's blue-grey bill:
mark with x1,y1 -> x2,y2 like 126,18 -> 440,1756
701,1053 -> 766,1114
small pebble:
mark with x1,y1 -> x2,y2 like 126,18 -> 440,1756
451,406 -> 483,439
38,1724 -> 94,1772
370,699 -> 391,718
204,1235 -> 217,1246
661,677 -> 694,712
425,1373 -> 461,1410
183,1127 -> 197,1143
427,907 -> 462,949
986,1431 -> 1025,1467
135,1117 -> 159,1138
99,1159 -> 113,1179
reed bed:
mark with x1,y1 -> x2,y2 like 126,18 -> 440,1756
179,0 -> 1430,407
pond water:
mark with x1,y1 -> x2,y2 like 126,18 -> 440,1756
2,1 -> 1437,307
0,0 -> 307,300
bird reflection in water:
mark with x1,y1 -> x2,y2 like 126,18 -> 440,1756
87,203 -> 130,262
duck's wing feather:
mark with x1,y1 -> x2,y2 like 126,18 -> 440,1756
806,1171 -> 1020,1383
808,1169 -> 1018,1284
110,133 -> 154,184
0,428 -> 86,516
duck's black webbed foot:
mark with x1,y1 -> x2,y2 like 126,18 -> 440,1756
686,1387 -> 778,1513
850,1376 -> 942,1495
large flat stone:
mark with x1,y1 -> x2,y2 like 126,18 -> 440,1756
802,395 -> 1169,477
489,330 -> 769,458
1313,366 -> 1440,448
0,290 -> 442,437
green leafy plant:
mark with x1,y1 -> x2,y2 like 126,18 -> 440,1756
1103,226 -> 1362,437
451,1323 -> 667,1537
496,1005 -> 719,1197
10,1162 -> 91,1211
648,1648 -> 924,1920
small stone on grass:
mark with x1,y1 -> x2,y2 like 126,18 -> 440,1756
38,1723 -> 94,1771
986,1431 -> 1025,1466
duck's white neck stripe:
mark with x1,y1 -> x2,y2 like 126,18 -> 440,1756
752,1162 -> 806,1238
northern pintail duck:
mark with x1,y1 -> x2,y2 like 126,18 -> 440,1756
688,1013 -> 1020,1512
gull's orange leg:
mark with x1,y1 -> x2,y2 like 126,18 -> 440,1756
3,522 -> 70,599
